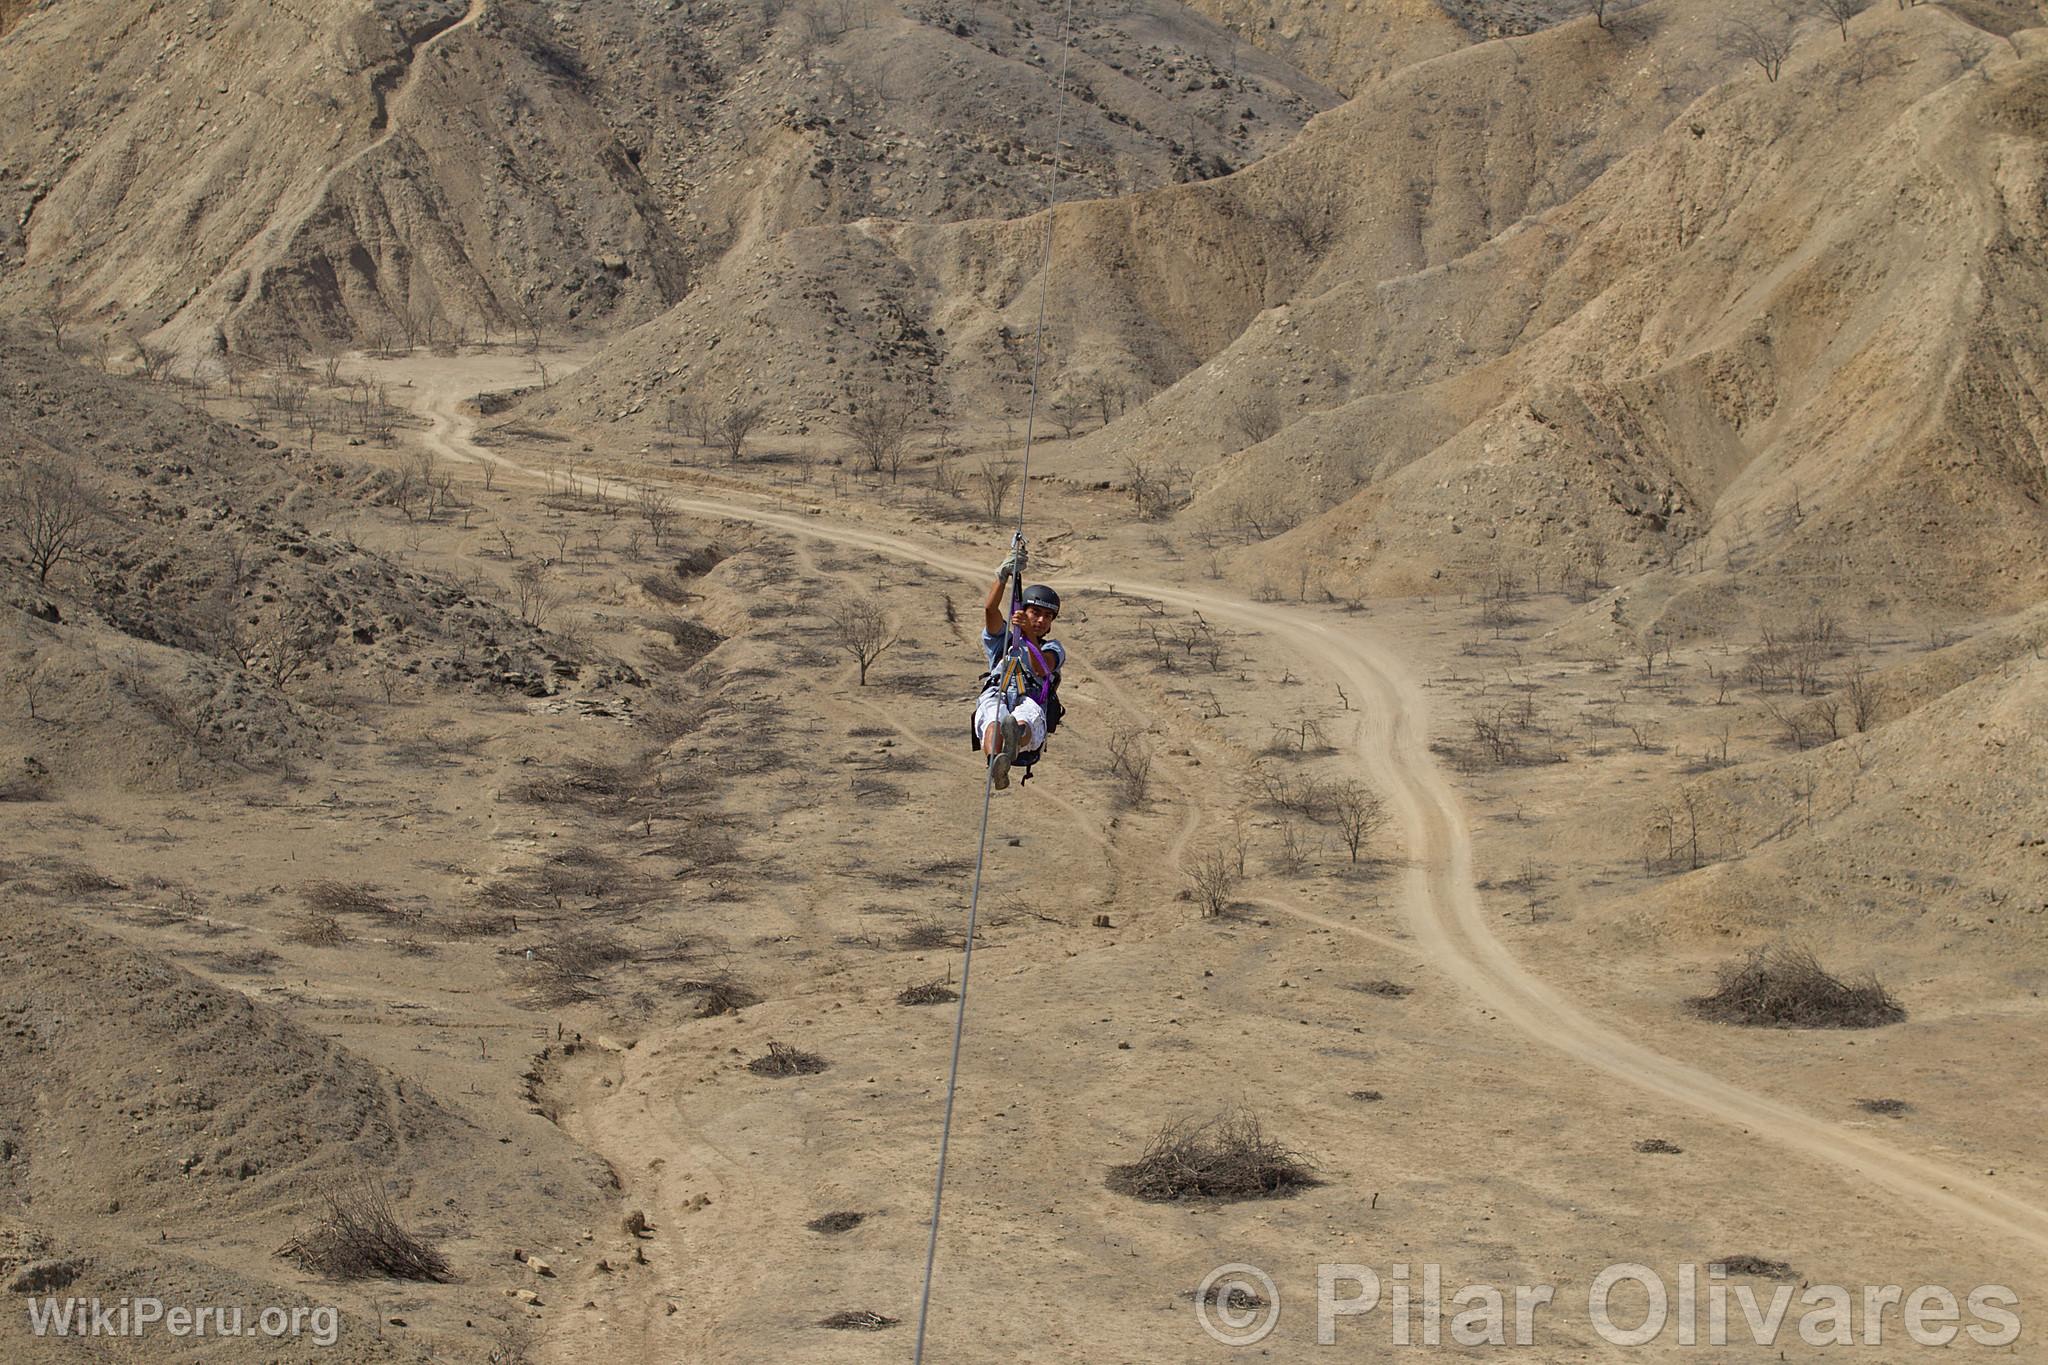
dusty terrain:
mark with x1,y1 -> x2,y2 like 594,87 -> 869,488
4,0 -> 2048,1359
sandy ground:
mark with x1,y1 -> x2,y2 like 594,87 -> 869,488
10,343 -> 2036,1361
333,349 -> 2046,1360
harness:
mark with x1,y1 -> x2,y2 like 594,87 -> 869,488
969,629 -> 1063,784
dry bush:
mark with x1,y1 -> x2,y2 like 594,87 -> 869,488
807,1210 -> 865,1233
0,773 -> 50,802
1107,1109 -> 1318,1202
897,919 -> 959,950
639,570 -> 694,605
1105,720 -> 1153,809
1260,770 -> 1334,820
1634,1138 -> 1683,1155
1346,978 -> 1411,998
529,928 -> 633,1003
277,1178 -> 451,1282
1856,1097 -> 1911,1116
1689,947 -> 1904,1029
447,910 -> 518,938
302,881 -> 395,918
507,763 -> 631,808
686,976 -> 761,1017
1328,779 -> 1388,864
52,867 -> 122,896
1711,1255 -> 1796,1280
820,1310 -> 898,1330
896,978 -> 959,1006
1184,847 -> 1241,917
286,913 -> 349,946
748,1040 -> 828,1076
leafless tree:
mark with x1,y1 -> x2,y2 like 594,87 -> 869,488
1229,391 -> 1281,445
715,401 -> 766,464
256,599 -> 332,691
1811,0 -> 1864,38
1185,847 -> 1240,917
5,460 -> 96,585
1329,779 -> 1388,863
1123,457 -> 1187,520
838,388 -> 916,478
1049,389 -> 1089,439
799,0 -> 843,45
38,281 -> 71,353
511,559 -> 563,629
637,486 -> 677,548
131,334 -> 177,382
1723,16 -> 1794,81
838,592 -> 898,685
1586,0 -> 1647,28
1105,719 -> 1153,808
1087,375 -> 1126,429
1274,191 -> 1336,253
977,460 -> 1018,526
1843,659 -> 1879,732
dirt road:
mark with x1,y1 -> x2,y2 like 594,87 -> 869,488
404,359 -> 2048,1272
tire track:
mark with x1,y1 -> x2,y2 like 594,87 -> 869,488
413,370 -> 2048,1264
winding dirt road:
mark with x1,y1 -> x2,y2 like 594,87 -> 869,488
407,365 -> 2048,1273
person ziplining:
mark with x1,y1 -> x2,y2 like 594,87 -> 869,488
972,538 -> 1064,790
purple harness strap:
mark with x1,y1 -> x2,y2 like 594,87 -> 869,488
1014,634 -> 1055,706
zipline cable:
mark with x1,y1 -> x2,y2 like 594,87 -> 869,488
911,2 -> 1079,1359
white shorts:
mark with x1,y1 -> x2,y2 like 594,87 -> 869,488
975,687 -> 1047,751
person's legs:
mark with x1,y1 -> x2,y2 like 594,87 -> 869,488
974,688 -> 1006,756
1011,697 -> 1047,751
974,688 -> 1025,788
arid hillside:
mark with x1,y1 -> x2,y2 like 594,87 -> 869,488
526,0 -> 1745,429
0,0 -> 1342,357
529,0 -> 2048,634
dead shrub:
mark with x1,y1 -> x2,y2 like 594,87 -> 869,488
1689,946 -> 1904,1029
807,1210 -> 865,1234
0,774 -> 50,802
286,913 -> 349,946
1711,1255 -> 1796,1280
1105,720 -> 1154,809
1634,1138 -> 1683,1155
529,929 -> 633,1003
639,571 -> 694,605
1856,1097 -> 1912,1117
896,919 -> 960,950
1184,848 -> 1240,918
278,1178 -> 451,1282
302,880 -> 395,917
820,1310 -> 897,1330
685,976 -> 761,1017
896,978 -> 959,1006
748,1040 -> 828,1077
447,910 -> 517,938
508,763 -> 631,808
53,868 -> 122,896
1346,979 -> 1412,999
1106,1109 -> 1318,1203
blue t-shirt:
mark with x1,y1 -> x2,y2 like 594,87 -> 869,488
983,627 -> 1065,685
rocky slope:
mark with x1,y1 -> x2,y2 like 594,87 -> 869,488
0,0 -> 1340,356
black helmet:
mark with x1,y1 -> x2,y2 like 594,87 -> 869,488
1020,584 -> 1061,616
